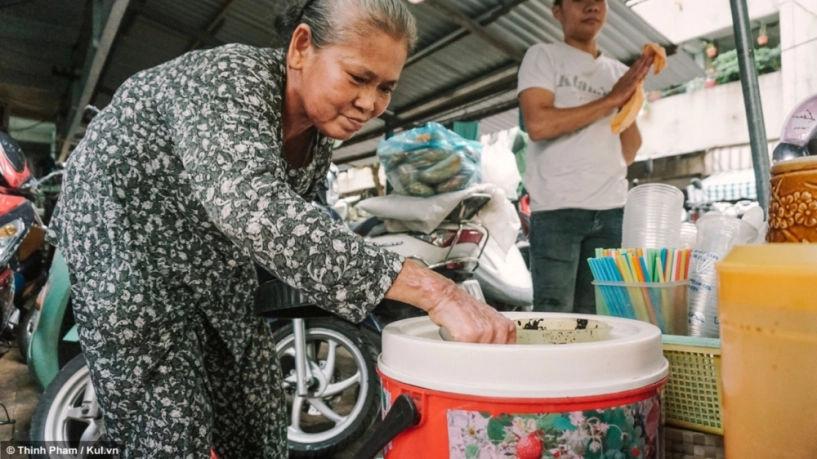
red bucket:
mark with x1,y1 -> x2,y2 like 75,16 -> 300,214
377,313 -> 669,459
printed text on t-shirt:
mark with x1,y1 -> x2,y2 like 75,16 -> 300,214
556,74 -> 608,96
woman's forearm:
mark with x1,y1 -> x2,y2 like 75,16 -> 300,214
384,259 -> 457,312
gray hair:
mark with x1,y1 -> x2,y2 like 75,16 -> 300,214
275,0 -> 418,52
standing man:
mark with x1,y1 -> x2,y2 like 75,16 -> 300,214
518,0 -> 654,314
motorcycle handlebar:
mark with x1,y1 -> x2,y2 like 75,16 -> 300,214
21,170 -> 64,192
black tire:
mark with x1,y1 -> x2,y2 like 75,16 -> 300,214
272,318 -> 380,459
30,354 -> 110,459
16,308 -> 35,364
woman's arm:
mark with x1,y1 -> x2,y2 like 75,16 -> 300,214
161,46 -> 515,343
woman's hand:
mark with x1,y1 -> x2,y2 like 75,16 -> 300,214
384,259 -> 516,344
606,53 -> 655,109
426,281 -> 517,344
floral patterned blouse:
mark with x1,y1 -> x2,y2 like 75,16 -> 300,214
48,44 -> 404,360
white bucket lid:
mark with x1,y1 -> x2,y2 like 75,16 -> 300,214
379,312 -> 669,398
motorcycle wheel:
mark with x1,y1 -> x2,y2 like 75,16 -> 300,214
30,354 -> 110,459
272,318 -> 380,459
16,308 -> 36,364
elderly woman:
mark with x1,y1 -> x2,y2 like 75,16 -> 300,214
47,0 -> 515,457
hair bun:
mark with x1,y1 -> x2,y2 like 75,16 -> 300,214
271,0 -> 305,47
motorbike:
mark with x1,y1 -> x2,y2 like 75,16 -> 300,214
0,132 -> 57,361
353,189 -> 533,315
255,181 -> 490,457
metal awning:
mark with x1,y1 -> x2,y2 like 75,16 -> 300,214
687,168 -> 759,205
704,140 -> 779,175
333,0 -> 705,163
0,1 -> 86,121
4,0 -> 704,165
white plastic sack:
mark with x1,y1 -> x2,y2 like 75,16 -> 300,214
479,131 -> 522,200
356,184 -> 521,257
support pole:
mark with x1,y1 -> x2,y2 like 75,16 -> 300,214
58,0 -> 130,163
729,0 -> 771,214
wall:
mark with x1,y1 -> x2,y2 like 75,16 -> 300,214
627,151 -> 707,189
8,116 -> 55,145
779,0 -> 817,117
631,0 -> 780,44
636,71 -> 784,161
633,0 -> 817,133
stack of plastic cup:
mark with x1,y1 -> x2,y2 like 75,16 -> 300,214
679,222 -> 698,249
622,184 -> 684,249
695,213 -> 758,256
688,214 -> 759,338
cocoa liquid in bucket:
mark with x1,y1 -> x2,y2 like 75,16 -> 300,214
440,318 -> 613,344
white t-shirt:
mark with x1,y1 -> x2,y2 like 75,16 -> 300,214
517,42 -> 630,212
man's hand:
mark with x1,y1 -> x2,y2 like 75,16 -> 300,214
607,53 -> 654,109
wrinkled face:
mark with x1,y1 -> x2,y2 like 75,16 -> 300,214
298,29 -> 407,140
554,0 -> 607,42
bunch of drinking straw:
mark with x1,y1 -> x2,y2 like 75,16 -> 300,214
589,248 -> 691,283
588,248 -> 692,334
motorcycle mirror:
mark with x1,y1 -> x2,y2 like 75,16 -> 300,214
773,142 -> 808,163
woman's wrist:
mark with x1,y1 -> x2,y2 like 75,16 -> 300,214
384,259 -> 456,312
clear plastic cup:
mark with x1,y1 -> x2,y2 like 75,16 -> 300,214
695,214 -> 759,257
688,254 -> 720,338
679,222 -> 698,249
594,280 -> 689,335
622,184 -> 684,249
686,236 -> 756,339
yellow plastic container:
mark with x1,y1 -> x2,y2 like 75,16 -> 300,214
717,244 -> 817,457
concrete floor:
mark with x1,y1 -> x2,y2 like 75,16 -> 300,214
0,346 -> 39,450
0,344 -> 371,458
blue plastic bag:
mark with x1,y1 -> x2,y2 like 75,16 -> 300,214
376,122 -> 482,197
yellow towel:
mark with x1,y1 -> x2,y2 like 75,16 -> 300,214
611,43 -> 667,134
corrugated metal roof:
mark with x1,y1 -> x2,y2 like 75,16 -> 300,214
0,2 -> 85,120
437,89 -> 519,123
99,18 -> 190,97
478,107 -> 519,137
335,0 -> 704,160
209,0 -> 277,47
391,36 -> 511,108
150,0 -> 217,32
482,0 -> 702,91
409,2 -> 472,48
3,0 -> 704,158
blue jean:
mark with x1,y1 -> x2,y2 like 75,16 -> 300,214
529,208 -> 624,314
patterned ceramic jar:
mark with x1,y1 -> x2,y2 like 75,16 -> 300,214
768,156 -> 817,242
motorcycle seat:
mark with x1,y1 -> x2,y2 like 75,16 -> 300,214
253,278 -> 335,319
350,216 -> 385,237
